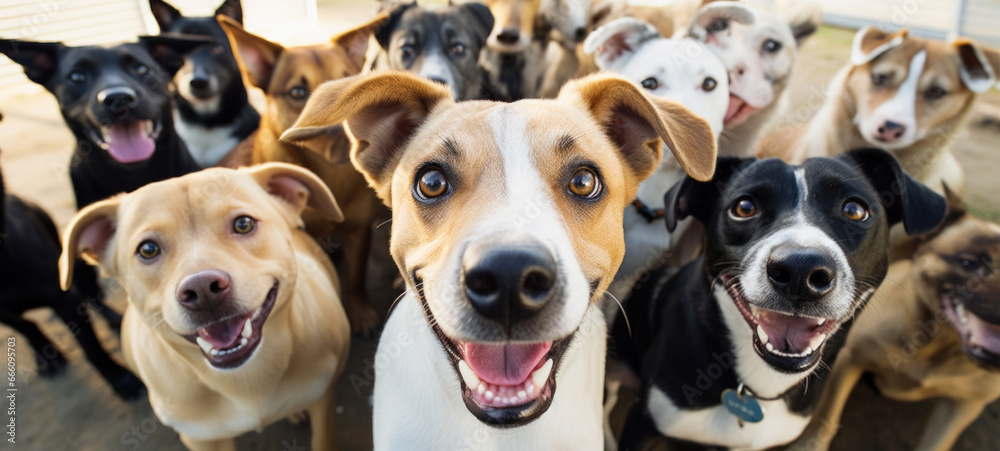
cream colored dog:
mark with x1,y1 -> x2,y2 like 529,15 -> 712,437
58,163 -> 349,451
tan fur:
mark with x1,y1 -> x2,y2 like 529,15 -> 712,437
486,0 -> 544,46
58,163 -> 350,451
219,15 -> 390,335
796,193 -> 1000,451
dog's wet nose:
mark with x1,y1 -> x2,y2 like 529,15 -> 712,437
190,77 -> 210,91
496,28 -> 521,45
876,120 -> 906,142
176,270 -> 232,311
574,27 -> 587,42
97,87 -> 138,111
463,242 -> 557,328
766,249 -> 837,300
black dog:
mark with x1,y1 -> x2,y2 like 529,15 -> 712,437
0,36 -> 206,208
0,117 -> 144,400
374,2 -> 494,101
149,0 -> 259,167
614,149 -> 947,450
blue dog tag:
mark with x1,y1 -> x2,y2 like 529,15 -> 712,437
722,387 -> 765,424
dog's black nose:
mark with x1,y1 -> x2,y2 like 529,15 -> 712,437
463,242 -> 557,328
190,77 -> 210,91
176,270 -> 232,311
574,27 -> 587,42
97,87 -> 138,111
766,248 -> 837,300
496,28 -> 521,45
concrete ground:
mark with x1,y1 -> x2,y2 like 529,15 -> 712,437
1,3 -> 999,450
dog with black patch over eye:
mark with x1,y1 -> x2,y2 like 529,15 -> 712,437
281,71 -> 716,449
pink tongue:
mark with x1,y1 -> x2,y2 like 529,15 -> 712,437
105,121 -> 155,163
724,95 -> 745,124
757,311 -> 825,353
197,316 -> 247,349
462,342 -> 551,385
968,313 -> 1000,354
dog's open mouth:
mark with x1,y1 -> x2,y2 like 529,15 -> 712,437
87,120 -> 162,164
414,277 -> 574,427
722,275 -> 838,373
185,283 -> 278,370
942,295 -> 1000,369
724,94 -> 758,128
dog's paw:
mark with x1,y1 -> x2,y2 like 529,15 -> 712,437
34,350 -> 68,377
108,370 -> 146,401
348,302 -> 382,339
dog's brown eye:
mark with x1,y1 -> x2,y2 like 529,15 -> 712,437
731,198 -> 757,219
702,77 -> 717,92
762,39 -> 782,53
450,43 -> 466,56
289,86 -> 309,100
640,77 -> 659,90
417,168 -> 449,199
842,200 -> 869,221
137,240 -> 160,260
569,168 -> 602,199
925,86 -> 947,100
233,216 -> 256,234
872,73 -> 889,87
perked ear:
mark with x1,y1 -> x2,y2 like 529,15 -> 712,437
687,2 -> 755,42
558,74 -> 717,183
460,2 -> 495,45
583,18 -> 661,70
664,156 -> 747,232
375,2 -> 417,50
214,0 -> 243,25
839,148 -> 947,235
0,40 -> 64,87
851,26 -> 908,66
246,163 -> 344,223
280,72 -> 453,206
148,0 -> 182,32
954,39 -> 1000,93
59,199 -> 120,292
332,12 -> 390,73
218,15 -> 284,91
139,34 -> 214,76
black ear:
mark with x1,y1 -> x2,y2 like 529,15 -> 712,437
215,0 -> 243,24
375,2 -> 416,50
139,34 -> 213,75
149,0 -> 182,32
664,156 -> 747,232
0,39 -> 63,87
840,148 -> 947,235
460,2 -> 495,45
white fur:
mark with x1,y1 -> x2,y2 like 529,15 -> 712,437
173,110 -> 241,168
859,50 -> 926,150
957,44 -> 997,94
417,51 -> 460,100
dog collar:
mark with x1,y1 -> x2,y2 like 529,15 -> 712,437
631,198 -> 665,222
721,382 -> 794,427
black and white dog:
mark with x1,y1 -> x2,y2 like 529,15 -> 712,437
149,0 -> 259,167
0,37 -> 206,208
374,1 -> 494,101
615,149 -> 947,450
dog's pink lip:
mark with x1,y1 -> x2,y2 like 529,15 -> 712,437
942,295 -> 1000,368
724,95 -> 758,128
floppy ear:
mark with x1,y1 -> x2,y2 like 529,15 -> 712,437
771,0 -> 821,46
558,74 -> 717,183
148,0 -> 181,32
687,2 -> 755,43
219,15 -> 284,91
851,26 -> 908,66
332,12 -> 390,73
375,2 -> 416,50
664,156 -> 746,232
280,72 -> 453,206
954,39 -> 1000,93
0,40 -> 63,87
583,18 -> 661,70
139,34 -> 213,75
214,0 -> 243,24
246,163 -> 344,223
459,2 -> 495,45
59,199 -> 120,292
840,148 -> 947,235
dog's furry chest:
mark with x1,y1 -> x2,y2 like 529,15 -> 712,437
372,294 -> 606,450
173,110 -> 242,167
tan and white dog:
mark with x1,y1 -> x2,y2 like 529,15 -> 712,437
58,163 -> 350,451
282,71 -> 716,449
688,0 -> 822,157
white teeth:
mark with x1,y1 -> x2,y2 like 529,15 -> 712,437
817,333 -> 827,343
757,325 -> 769,344
458,360 -> 481,388
485,391 -> 494,400
956,303 -> 969,325
210,348 -> 219,356
818,318 -> 827,325
531,359 -> 553,388
242,320 -> 253,339
196,337 -> 213,354
526,383 -> 535,395
477,384 -> 485,395
517,390 -> 526,399
804,346 -> 813,356
240,337 -> 248,346
766,342 -> 775,352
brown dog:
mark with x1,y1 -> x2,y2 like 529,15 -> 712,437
796,188 -> 1000,451
58,163 -> 349,451
219,15 -> 389,335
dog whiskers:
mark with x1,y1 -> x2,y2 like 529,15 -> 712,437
605,291 -> 631,337
376,218 -> 392,229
